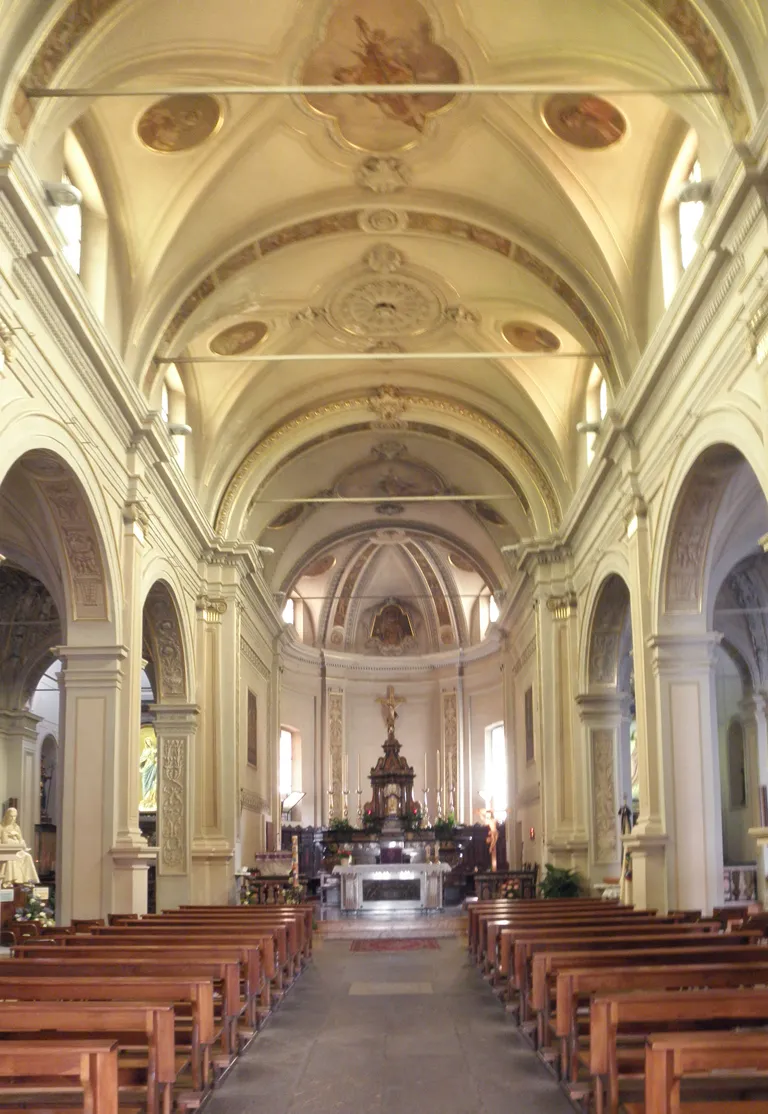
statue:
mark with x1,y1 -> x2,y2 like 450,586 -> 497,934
0,808 -> 39,885
480,808 -> 500,872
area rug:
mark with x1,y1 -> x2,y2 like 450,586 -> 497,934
350,937 -> 440,952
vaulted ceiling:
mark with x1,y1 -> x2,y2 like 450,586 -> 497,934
4,0 -> 766,654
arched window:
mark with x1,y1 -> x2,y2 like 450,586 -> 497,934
585,364 -> 608,465
483,722 -> 508,814
477,587 -> 497,639
54,131 -> 111,321
489,594 -> 499,624
727,719 -> 747,809
281,597 -> 295,625
161,364 -> 187,469
659,130 -> 703,307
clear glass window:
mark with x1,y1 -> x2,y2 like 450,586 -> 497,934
679,159 -> 704,270
486,723 -> 508,812
279,728 -> 293,797
55,172 -> 83,275
282,598 -> 295,625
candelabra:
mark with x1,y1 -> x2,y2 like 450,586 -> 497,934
356,788 -> 363,824
422,787 -> 431,828
448,784 -> 456,815
342,788 -> 349,821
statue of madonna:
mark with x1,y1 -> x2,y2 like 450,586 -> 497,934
0,808 -> 39,885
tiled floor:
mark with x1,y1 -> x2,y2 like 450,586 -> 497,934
208,936 -> 574,1114
317,908 -> 467,938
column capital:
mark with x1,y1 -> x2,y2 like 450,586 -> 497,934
575,691 -> 631,721
0,709 -> 41,737
648,631 -> 722,675
56,645 -> 128,687
196,595 -> 227,623
149,703 -> 200,734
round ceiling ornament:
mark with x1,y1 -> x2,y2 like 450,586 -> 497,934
330,275 -> 442,337
267,505 -> 304,529
449,551 -> 478,573
210,320 -> 268,355
358,208 -> 408,234
542,94 -> 626,150
502,320 -> 560,353
137,94 -> 222,153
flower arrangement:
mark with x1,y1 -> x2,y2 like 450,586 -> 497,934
362,806 -> 381,833
434,811 -> 457,839
14,890 -> 55,928
328,817 -> 355,836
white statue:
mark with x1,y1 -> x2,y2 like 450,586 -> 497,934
0,808 -> 39,885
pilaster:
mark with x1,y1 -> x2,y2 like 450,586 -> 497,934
57,644 -> 127,923
576,692 -> 631,884
741,693 -> 768,906
152,702 -> 198,910
650,631 -> 724,913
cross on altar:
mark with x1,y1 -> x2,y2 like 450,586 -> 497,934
376,685 -> 406,731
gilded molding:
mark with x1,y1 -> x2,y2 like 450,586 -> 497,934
196,594 -> 227,623
215,388 -> 561,536
546,592 -> 577,620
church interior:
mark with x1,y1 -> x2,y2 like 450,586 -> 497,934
2,0 -> 768,1110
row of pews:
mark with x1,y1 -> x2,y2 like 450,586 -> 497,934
0,902 -> 314,1114
469,896 -> 768,1113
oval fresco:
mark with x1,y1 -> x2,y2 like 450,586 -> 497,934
137,94 -> 222,153
210,321 -> 268,355
542,94 -> 626,150
502,320 -> 561,353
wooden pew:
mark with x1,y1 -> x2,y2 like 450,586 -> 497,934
553,961 -> 768,1087
0,956 -> 240,1069
641,1030 -> 768,1114
175,905 -> 315,958
0,1001 -> 174,1114
157,909 -> 310,972
15,940 -> 264,1034
0,975 -> 214,1095
92,923 -> 286,991
512,929 -> 760,1020
590,986 -> 768,1114
467,899 -> 623,958
0,1039 -> 118,1114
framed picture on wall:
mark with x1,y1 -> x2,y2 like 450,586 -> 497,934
524,686 -> 534,763
247,689 -> 258,768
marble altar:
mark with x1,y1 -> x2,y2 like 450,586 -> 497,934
333,862 -> 450,912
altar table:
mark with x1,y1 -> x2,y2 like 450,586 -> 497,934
332,862 -> 450,912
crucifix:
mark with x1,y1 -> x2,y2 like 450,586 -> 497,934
376,684 -> 406,733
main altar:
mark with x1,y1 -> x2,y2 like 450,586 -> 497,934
333,862 -> 450,912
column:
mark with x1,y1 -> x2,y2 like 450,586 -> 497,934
650,631 -> 723,913
741,694 -> 768,906
625,502 -> 669,910
269,632 -> 284,847
327,687 -> 344,822
191,593 -> 233,904
441,687 -> 458,817
0,710 -> 41,848
575,693 -> 630,884
57,644 -> 127,923
110,495 -> 153,914
153,702 -> 198,910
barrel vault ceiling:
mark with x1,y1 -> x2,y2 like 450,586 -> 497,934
4,0 -> 766,652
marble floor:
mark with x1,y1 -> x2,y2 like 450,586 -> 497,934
208,936 -> 574,1114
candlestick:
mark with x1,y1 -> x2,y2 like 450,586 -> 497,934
422,786 -> 430,828
327,786 -> 335,822
342,786 -> 349,821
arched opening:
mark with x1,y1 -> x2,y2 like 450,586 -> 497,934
659,129 -> 704,307
580,573 -> 633,889
0,445 -> 116,922
658,444 -> 768,911
142,579 -> 191,910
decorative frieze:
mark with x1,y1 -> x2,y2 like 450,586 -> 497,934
240,788 -> 269,814
240,636 -> 270,680
328,690 -> 344,815
441,690 -> 458,803
511,637 -> 536,676
159,737 -> 187,874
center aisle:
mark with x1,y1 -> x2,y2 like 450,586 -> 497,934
208,935 -> 573,1114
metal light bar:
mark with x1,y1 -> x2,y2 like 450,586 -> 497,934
25,82 -> 720,99
156,351 -> 600,363
254,494 -> 516,503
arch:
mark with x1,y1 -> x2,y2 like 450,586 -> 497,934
579,552 -> 632,692
216,388 -> 563,540
586,574 -> 632,688
651,411 -> 768,629
141,577 -> 192,704
0,411 -> 121,638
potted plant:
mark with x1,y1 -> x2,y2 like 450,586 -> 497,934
327,817 -> 355,837
538,862 -> 584,898
402,802 -> 422,832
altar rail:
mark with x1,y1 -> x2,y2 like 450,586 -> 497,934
472,869 -> 538,901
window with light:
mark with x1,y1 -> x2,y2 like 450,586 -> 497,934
485,723 -> 508,812
279,728 -> 294,797
55,171 -> 83,275
679,159 -> 704,270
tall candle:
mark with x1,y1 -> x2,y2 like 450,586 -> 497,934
357,753 -> 361,793
424,752 -> 428,787
437,748 -> 440,787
